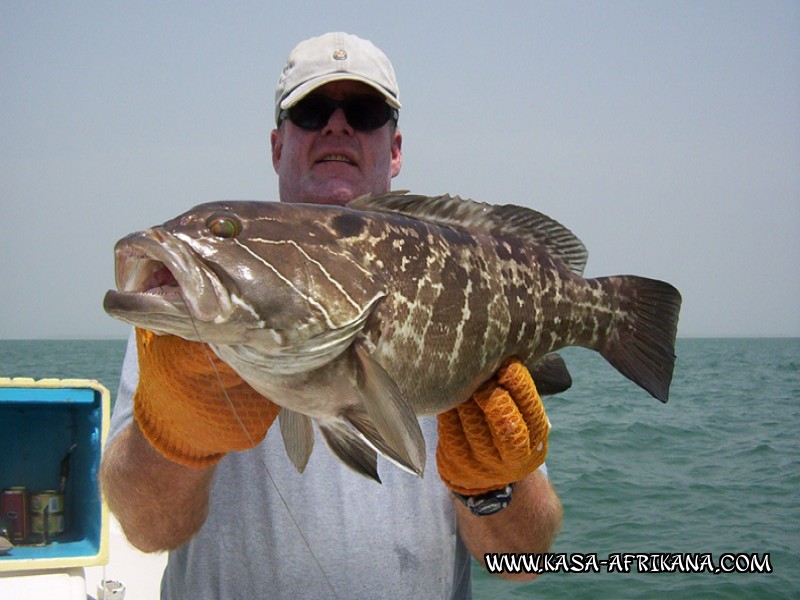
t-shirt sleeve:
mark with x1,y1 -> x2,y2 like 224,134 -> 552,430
107,328 -> 139,445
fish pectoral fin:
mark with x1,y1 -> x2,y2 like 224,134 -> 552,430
278,408 -> 314,473
527,353 -> 573,395
319,421 -> 380,483
353,343 -> 426,477
346,410 -> 423,478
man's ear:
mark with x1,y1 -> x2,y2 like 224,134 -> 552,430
391,129 -> 403,178
270,128 -> 283,172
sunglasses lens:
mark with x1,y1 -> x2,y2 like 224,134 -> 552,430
286,95 -> 394,131
343,96 -> 393,130
287,96 -> 334,130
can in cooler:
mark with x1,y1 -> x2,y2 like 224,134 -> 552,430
31,512 -> 66,536
2,487 -> 29,542
30,490 -> 66,537
30,490 -> 65,515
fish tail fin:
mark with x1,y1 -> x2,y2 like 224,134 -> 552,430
319,421 -> 381,483
597,276 -> 682,402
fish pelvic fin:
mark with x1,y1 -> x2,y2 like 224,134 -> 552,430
278,408 -> 314,473
527,353 -> 573,396
598,276 -> 682,403
319,421 -> 380,483
353,343 -> 426,477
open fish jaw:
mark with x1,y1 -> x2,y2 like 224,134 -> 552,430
114,232 -> 232,321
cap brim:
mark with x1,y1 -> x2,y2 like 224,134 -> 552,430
280,73 -> 401,111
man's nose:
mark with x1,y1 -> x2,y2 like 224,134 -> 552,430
322,107 -> 353,134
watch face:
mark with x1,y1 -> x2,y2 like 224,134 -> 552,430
473,498 -> 508,516
455,484 -> 514,516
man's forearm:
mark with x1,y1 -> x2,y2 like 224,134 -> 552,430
454,469 -> 563,582
100,421 -> 216,552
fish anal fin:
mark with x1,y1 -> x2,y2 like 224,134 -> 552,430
278,408 -> 314,473
319,421 -> 381,483
354,343 -> 426,477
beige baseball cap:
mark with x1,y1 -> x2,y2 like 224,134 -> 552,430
275,32 -> 401,124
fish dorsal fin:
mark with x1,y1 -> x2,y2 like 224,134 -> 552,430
348,192 -> 588,276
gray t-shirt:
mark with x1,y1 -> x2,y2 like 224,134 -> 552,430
108,331 -> 473,599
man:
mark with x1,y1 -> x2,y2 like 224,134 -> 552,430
101,32 -> 562,599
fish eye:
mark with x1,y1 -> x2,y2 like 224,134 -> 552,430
207,214 -> 242,239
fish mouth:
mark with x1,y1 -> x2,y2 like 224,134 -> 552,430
103,229 -> 232,333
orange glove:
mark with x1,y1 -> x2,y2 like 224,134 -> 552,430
133,328 -> 280,468
436,358 -> 550,495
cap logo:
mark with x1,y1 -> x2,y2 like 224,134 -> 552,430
332,48 -> 348,60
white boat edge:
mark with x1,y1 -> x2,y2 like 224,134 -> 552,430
86,513 -> 168,599
0,513 -> 167,599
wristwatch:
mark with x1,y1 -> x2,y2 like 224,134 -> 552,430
452,483 -> 514,517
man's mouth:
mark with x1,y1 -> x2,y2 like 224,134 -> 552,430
317,153 -> 355,166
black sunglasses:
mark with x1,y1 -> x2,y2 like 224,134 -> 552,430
279,94 -> 398,131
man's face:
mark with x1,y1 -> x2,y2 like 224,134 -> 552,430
271,80 -> 403,206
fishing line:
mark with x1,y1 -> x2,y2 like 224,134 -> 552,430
175,290 -> 340,600
175,291 -> 481,598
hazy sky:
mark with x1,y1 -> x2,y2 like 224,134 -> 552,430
2,2 -> 798,339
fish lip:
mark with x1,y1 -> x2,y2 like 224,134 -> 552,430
108,229 -> 231,323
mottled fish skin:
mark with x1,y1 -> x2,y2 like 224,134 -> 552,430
104,193 -> 681,479
338,207 -> 574,414
314,199 -> 672,414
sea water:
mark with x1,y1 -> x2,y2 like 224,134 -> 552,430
1,338 -> 798,599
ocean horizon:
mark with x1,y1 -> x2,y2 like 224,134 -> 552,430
2,337 -> 798,598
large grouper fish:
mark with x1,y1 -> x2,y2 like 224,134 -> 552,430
104,193 -> 681,481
